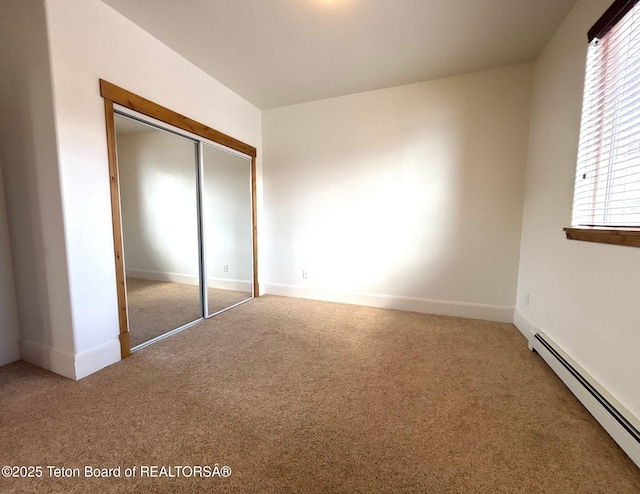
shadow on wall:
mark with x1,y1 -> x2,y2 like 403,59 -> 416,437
0,0 -> 75,367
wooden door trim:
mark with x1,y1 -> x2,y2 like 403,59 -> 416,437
100,80 -> 256,158
101,80 -> 259,359
103,98 -> 131,359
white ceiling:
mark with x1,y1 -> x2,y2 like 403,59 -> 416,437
100,0 -> 577,110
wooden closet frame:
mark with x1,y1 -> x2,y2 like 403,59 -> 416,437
100,79 -> 259,359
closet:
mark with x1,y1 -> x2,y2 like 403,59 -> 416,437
101,80 -> 257,356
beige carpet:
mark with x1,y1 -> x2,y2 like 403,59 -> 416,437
126,278 -> 251,347
1,296 -> 638,493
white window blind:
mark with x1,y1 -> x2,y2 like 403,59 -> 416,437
573,1 -> 640,227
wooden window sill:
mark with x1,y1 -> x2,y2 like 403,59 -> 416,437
564,227 -> 640,248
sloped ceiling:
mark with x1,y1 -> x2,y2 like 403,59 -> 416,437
101,0 -> 578,109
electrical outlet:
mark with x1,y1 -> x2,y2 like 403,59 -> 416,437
223,264 -> 229,272
302,270 -> 309,279
525,293 -> 530,306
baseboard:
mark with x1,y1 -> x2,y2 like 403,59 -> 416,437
0,338 -> 20,366
19,339 -> 76,380
532,332 -> 640,468
513,309 -> 537,349
126,268 -> 251,292
74,340 -> 121,380
126,268 -> 198,286
208,278 -> 252,292
264,283 -> 514,323
18,338 -> 120,380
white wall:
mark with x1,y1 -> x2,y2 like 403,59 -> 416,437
0,0 -> 76,376
263,64 -> 533,321
0,0 -> 263,379
0,160 -> 20,366
516,0 -> 640,419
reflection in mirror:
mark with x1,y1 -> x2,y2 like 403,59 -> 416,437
115,114 -> 202,348
202,143 -> 253,316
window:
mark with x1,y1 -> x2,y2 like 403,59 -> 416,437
565,0 -> 640,248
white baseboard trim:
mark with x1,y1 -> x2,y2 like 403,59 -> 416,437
74,340 -> 121,380
0,338 -> 20,366
513,309 -> 537,350
126,268 -> 198,286
126,268 -> 251,292
533,332 -> 640,468
19,339 -> 76,380
208,278 -> 252,292
18,338 -> 121,380
264,283 -> 514,323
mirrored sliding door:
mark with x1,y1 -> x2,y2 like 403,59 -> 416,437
202,144 -> 254,316
115,114 -> 203,348
103,80 -> 258,358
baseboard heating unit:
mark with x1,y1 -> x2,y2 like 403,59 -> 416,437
532,332 -> 640,468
